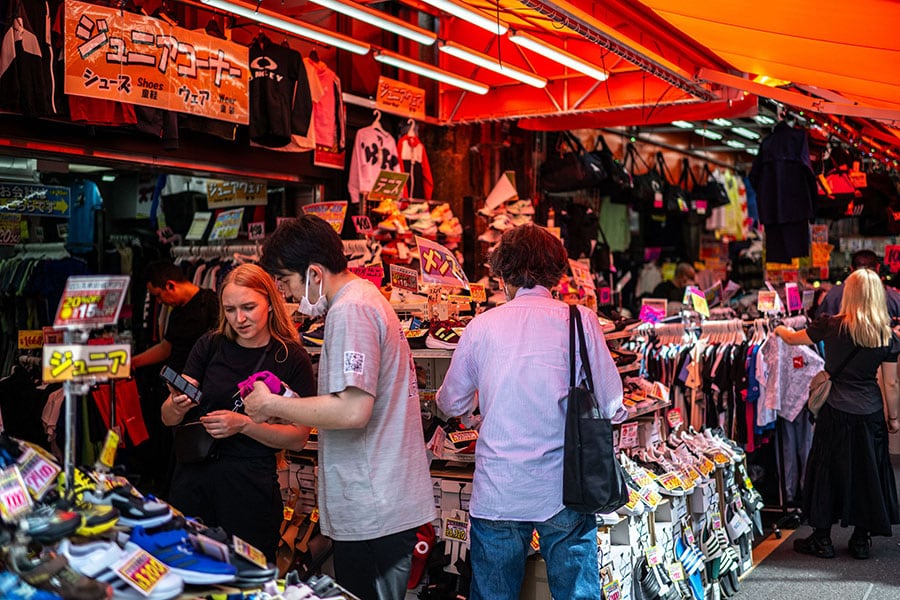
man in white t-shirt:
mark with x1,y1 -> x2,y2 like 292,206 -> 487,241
243,215 -> 436,600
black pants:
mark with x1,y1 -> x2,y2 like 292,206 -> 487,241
169,454 -> 282,562
333,527 -> 418,600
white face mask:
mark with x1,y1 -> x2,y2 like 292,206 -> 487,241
299,267 -> 328,318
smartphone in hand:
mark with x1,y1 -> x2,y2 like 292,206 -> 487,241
160,366 -> 202,404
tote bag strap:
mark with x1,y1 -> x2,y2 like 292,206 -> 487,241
569,304 -> 596,394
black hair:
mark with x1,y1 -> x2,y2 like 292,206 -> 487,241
144,261 -> 187,288
260,215 -> 348,278
851,250 -> 880,271
489,224 -> 568,289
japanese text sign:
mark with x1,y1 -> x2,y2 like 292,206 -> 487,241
367,171 -> 409,203
0,466 -> 33,522
206,180 -> 267,208
568,259 -> 595,291
54,275 -> 130,329
390,264 -> 419,293
352,215 -> 374,235
349,263 -> 384,287
302,202 -> 347,234
208,208 -> 244,241
0,183 -> 70,218
42,344 -> 132,383
416,236 -> 469,290
113,548 -> 170,595
18,330 -> 43,350
886,245 -> 900,273
785,282 -> 802,312
64,0 -> 249,124
376,76 -> 425,118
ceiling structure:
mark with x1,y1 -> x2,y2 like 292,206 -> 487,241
189,0 -> 900,166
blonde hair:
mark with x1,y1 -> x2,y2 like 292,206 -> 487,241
839,269 -> 892,347
218,264 -> 300,359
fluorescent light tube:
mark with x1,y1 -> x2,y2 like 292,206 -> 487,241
200,0 -> 370,55
711,118 -> 732,127
671,120 -> 693,129
732,126 -> 761,140
440,41 -> 546,88
694,128 -> 723,140
507,30 -> 608,82
374,49 -> 489,95
308,0 -> 436,46
419,0 -> 508,35
724,139 -> 746,149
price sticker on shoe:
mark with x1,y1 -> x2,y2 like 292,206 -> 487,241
645,545 -> 663,566
113,547 -> 170,596
233,535 -> 268,569
698,458 -> 715,476
639,485 -> 662,509
442,513 -> 469,545
658,472 -> 684,492
619,422 -> 639,450
0,465 -> 33,521
16,446 -> 60,500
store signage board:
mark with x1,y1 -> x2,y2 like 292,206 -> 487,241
810,224 -> 828,244
705,282 -> 723,308
349,263 -> 384,287
367,171 -> 409,203
468,283 -> 487,304
352,215 -> 374,236
206,180 -> 267,208
63,0 -> 250,124
376,76 -> 425,119
54,275 -> 130,329
0,183 -> 70,218
0,214 -> 21,245
18,330 -> 43,350
0,466 -> 33,522
757,290 -> 778,313
390,264 -> 419,293
416,236 -> 469,290
785,282 -> 802,313
640,298 -> 666,323
42,343 -> 131,383
885,245 -> 900,273
208,208 -> 244,241
302,202 -> 347,234
802,290 -> 815,310
112,547 -> 170,596
569,259 -> 595,291
186,212 -> 212,241
247,221 -> 265,241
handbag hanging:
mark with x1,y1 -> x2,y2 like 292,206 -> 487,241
807,345 -> 860,419
540,131 -> 608,193
563,304 -> 630,514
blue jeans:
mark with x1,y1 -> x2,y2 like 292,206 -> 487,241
469,507 -> 600,600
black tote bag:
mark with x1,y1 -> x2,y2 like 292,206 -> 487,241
540,131 -> 608,193
563,305 -> 630,514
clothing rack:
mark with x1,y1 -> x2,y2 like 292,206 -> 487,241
12,242 -> 69,259
171,244 -> 260,260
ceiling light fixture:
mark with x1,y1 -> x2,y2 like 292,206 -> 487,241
374,49 -> 489,95
732,126 -> 761,140
753,115 -> 776,126
724,139 -> 746,149
507,30 -> 608,82
746,147 -> 759,156
694,128 -> 723,141
439,41 -> 546,88
711,118 -> 732,127
671,120 -> 694,129
307,0 -> 436,46
418,0 -> 508,34
199,0 -> 370,55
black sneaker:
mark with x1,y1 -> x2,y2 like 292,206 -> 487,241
793,534 -> 836,558
848,534 -> 871,559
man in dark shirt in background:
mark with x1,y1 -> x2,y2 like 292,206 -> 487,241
816,250 -> 900,319
132,261 -> 219,495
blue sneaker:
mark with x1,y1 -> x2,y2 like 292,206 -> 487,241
0,570 -> 62,600
126,526 -> 236,585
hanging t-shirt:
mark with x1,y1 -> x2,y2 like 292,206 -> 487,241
760,334 -> 823,422
397,134 -> 433,200
248,35 -> 315,148
257,59 -> 325,153
66,180 -> 103,253
305,57 -> 345,151
347,124 -> 400,204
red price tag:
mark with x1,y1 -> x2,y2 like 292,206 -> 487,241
17,448 -> 60,500
54,276 -> 130,329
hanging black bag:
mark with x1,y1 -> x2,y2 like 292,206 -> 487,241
563,305 -> 630,514
629,147 -> 665,213
657,152 -> 690,214
593,135 -> 632,196
540,131 -> 608,193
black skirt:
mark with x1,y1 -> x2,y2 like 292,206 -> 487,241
803,403 -> 899,536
